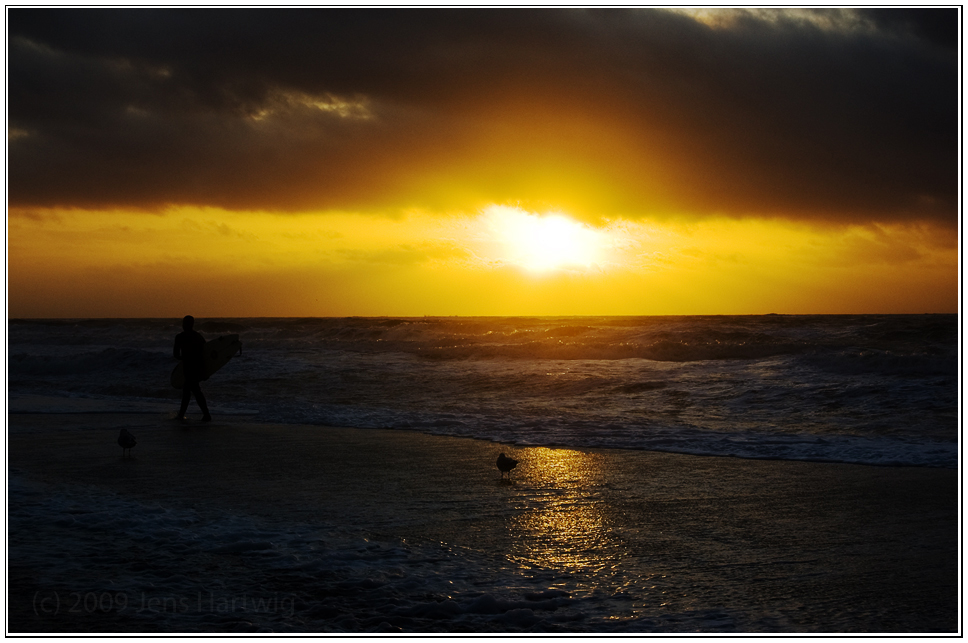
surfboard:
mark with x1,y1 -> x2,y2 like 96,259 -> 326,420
171,334 -> 243,389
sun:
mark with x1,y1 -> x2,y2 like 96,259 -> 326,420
484,206 -> 604,272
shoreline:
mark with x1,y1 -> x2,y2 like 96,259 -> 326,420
7,410 -> 960,633
8,392 -> 956,470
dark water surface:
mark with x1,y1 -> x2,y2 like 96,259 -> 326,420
9,315 -> 958,467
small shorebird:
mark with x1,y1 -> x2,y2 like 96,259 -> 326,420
118,429 -> 137,458
496,453 -> 518,479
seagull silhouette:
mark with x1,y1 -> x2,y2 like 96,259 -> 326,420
496,453 -> 518,479
118,429 -> 136,458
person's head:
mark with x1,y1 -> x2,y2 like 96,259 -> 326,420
182,315 -> 195,331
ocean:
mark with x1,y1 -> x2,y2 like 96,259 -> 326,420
6,314 -> 959,632
8,315 -> 959,468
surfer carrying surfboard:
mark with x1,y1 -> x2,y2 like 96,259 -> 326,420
173,315 -> 212,422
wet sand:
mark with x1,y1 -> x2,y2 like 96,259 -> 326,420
7,410 -> 959,633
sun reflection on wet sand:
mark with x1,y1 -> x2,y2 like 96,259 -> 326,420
505,448 -> 626,573
498,447 -> 728,621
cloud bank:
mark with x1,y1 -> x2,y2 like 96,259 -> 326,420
8,8 -> 958,223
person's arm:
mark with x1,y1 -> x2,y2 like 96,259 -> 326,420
173,335 -> 182,360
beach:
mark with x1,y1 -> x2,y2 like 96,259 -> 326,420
7,405 -> 958,633
8,3 -> 959,632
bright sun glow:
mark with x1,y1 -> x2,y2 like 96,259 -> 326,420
6,205 -> 957,317
484,205 -> 604,272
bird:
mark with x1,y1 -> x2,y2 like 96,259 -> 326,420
496,453 -> 518,479
118,429 -> 137,458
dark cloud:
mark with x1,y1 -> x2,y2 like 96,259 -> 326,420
857,8 -> 959,49
7,8 -> 959,223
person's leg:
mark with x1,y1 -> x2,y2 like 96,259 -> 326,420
193,382 -> 212,421
178,384 -> 191,420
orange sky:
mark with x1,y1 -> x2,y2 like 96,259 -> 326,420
6,8 -> 959,317
8,205 -> 956,317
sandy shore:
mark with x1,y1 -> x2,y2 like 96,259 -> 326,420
7,410 -> 959,633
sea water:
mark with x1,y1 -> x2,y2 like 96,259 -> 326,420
7,315 -> 959,632
8,315 -> 959,467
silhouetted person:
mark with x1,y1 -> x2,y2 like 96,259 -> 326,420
118,428 -> 136,457
174,315 -> 212,422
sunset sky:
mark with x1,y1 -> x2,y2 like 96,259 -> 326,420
7,8 -> 959,317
